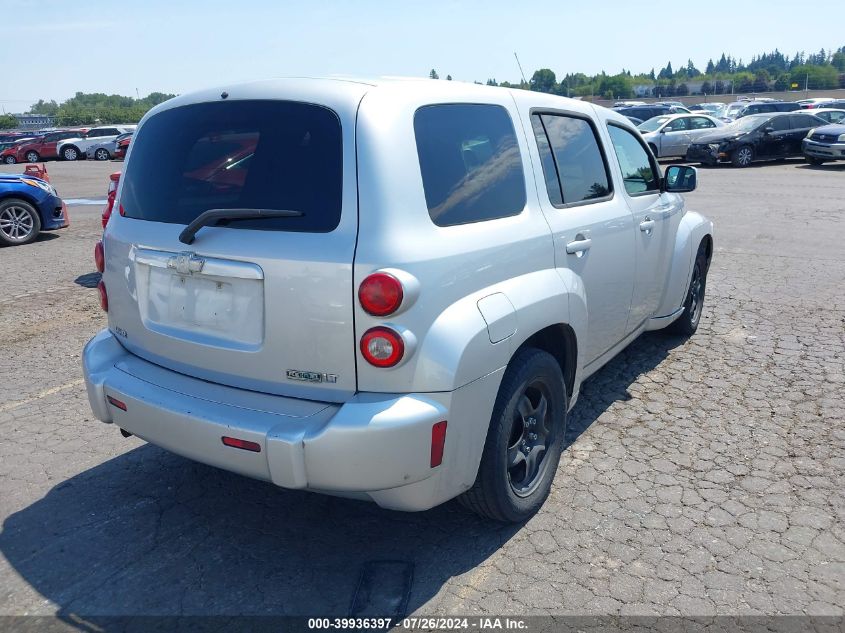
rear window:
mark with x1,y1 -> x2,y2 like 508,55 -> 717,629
414,104 -> 526,227
120,100 -> 342,232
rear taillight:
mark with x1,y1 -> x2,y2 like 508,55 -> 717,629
359,272 -> 403,316
94,240 -> 104,273
97,280 -> 108,312
360,326 -> 404,367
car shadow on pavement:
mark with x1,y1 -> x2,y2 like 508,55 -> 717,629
0,331 -> 684,624
73,272 -> 101,288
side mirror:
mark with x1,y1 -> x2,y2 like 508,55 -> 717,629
764,126 -> 775,134
663,165 -> 697,193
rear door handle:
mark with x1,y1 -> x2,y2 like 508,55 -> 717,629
565,237 -> 592,254
639,218 -> 655,232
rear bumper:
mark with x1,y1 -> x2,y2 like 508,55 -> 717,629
803,139 -> 845,160
82,329 -> 502,511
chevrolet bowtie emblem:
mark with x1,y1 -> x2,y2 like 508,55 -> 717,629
167,252 -> 205,275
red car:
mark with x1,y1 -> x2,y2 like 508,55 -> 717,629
114,135 -> 131,160
12,130 -> 82,163
101,171 -> 121,228
2,137 -> 38,164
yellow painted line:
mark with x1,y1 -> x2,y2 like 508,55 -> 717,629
0,379 -> 85,413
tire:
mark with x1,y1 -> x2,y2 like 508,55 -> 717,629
458,348 -> 567,523
0,198 -> 41,246
806,156 -> 826,166
62,146 -> 80,161
25,151 -> 40,163
668,245 -> 709,336
3,155 -> 17,165
94,148 -> 110,161
731,145 -> 754,168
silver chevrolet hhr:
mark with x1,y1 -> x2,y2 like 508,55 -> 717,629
83,78 -> 713,522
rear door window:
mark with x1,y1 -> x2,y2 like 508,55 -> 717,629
531,113 -> 611,206
414,104 -> 526,226
120,100 -> 343,232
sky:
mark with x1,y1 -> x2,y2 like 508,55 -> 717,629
1,0 -> 837,111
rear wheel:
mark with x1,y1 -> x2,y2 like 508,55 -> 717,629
458,348 -> 567,523
94,148 -> 110,161
3,155 -> 16,165
0,198 -> 41,246
25,151 -> 40,163
62,146 -> 80,161
669,245 -> 709,336
731,146 -> 754,168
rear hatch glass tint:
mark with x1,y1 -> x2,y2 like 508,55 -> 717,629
120,100 -> 342,232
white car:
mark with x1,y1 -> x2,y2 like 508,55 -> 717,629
638,113 -> 725,158
82,78 -> 713,522
58,125 -> 136,161
808,108 -> 845,125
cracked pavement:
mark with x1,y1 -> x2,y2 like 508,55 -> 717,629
0,159 -> 843,619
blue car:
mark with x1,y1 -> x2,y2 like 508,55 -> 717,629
0,174 -> 68,246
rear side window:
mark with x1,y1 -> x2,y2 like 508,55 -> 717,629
414,104 -> 526,227
120,100 -> 342,232
531,113 -> 611,206
607,125 -> 660,196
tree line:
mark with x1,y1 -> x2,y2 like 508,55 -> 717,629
22,91 -> 176,126
433,45 -> 845,99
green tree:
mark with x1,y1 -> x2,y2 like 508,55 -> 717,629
429,69 -> 439,79
676,83 -> 689,96
446,74 -> 452,81
0,114 -> 18,129
529,68 -> 557,93
831,51 -> 845,71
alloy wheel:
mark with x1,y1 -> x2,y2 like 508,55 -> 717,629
96,149 -> 109,161
688,263 -> 703,327
737,148 -> 752,166
26,152 -> 39,163
0,205 -> 36,242
507,380 -> 556,497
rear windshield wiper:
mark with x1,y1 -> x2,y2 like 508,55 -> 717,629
179,208 -> 304,244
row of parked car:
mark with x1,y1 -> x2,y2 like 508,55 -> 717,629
612,98 -> 845,167
0,125 -> 135,164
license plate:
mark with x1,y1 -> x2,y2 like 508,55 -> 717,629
165,273 -> 233,328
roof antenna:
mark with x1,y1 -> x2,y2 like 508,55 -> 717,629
514,52 -> 528,86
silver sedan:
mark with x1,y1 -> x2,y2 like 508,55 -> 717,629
639,114 -> 725,159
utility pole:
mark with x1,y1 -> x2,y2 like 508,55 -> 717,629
805,73 -> 809,92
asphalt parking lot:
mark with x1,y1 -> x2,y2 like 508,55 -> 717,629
0,159 -> 843,620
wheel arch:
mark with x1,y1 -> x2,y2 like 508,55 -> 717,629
654,209 -> 714,318
515,324 -> 577,402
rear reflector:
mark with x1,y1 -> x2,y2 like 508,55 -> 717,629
94,240 -> 104,273
222,436 -> 261,453
107,395 -> 127,411
430,420 -> 447,468
97,280 -> 108,312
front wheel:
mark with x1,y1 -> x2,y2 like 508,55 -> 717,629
94,148 -> 110,161
0,198 -> 41,246
806,156 -> 826,166
25,151 -> 40,163
669,245 -> 709,336
62,146 -> 80,161
458,348 -> 567,523
731,146 -> 754,168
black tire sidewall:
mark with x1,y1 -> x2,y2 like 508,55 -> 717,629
0,199 -> 41,246
480,349 -> 567,522
671,247 -> 708,335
